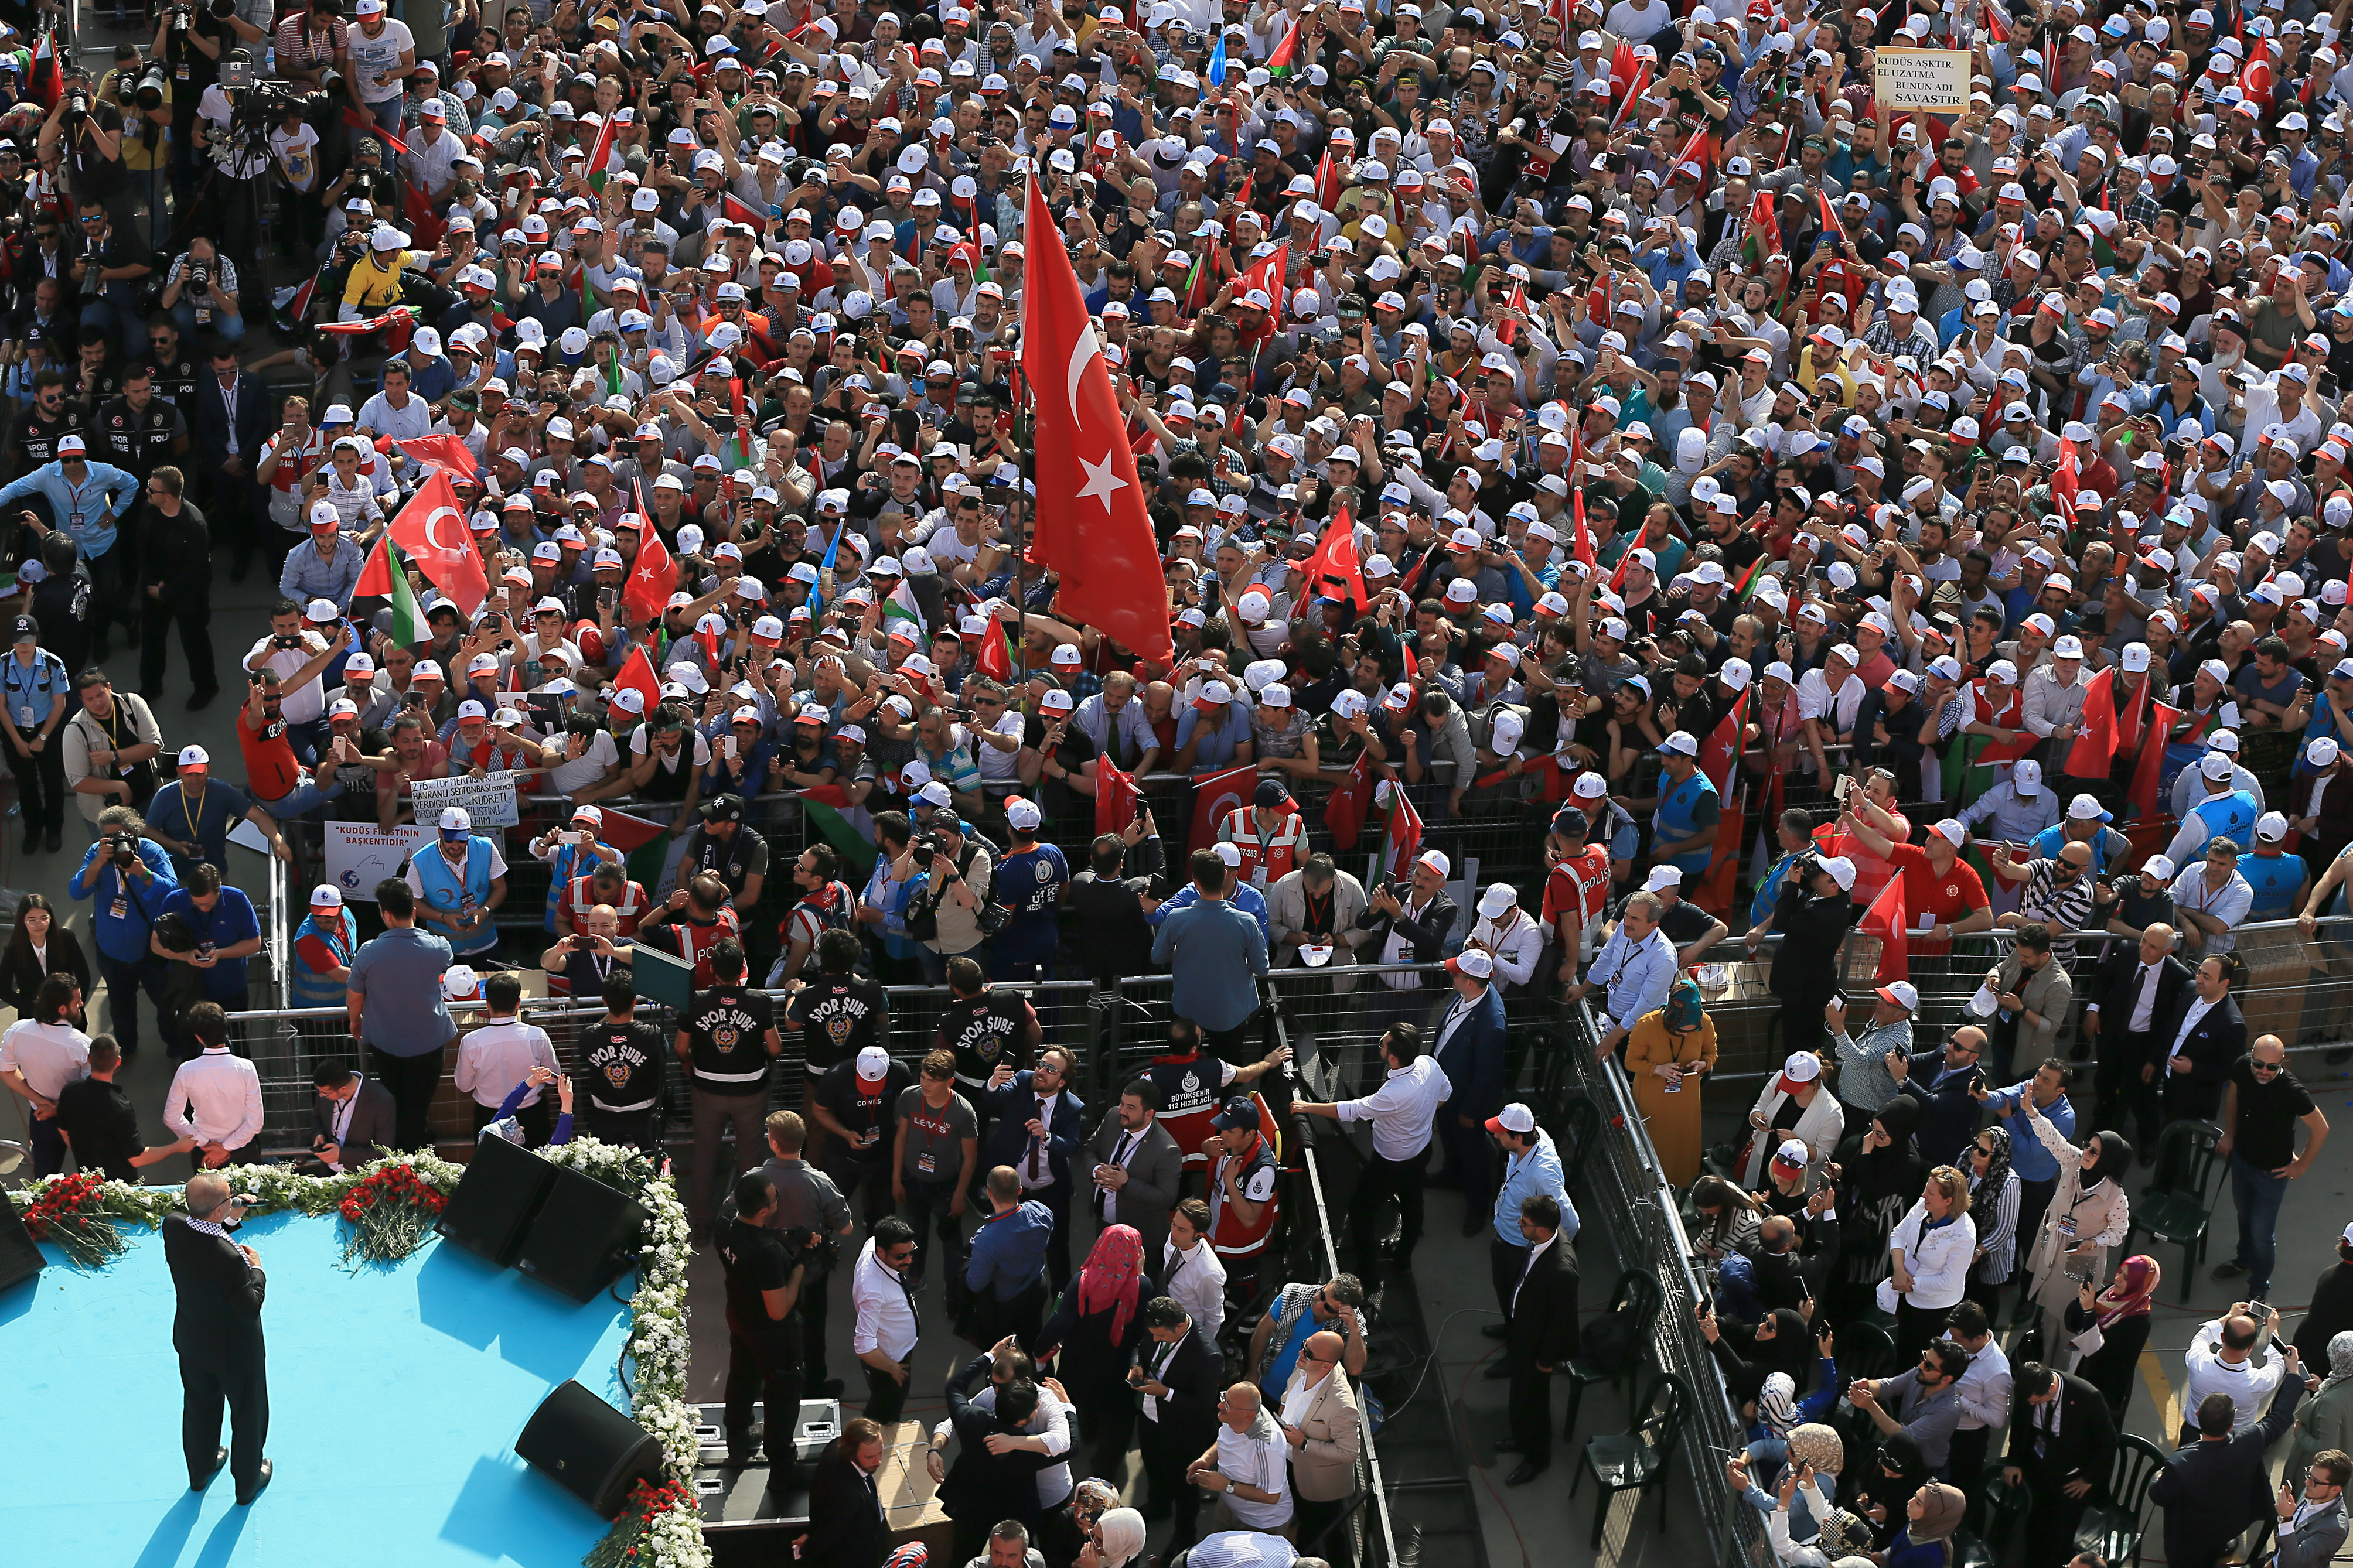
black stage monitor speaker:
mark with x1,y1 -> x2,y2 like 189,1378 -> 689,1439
516,1165 -> 649,1302
517,1378 -> 667,1518
0,1195 -> 44,1292
435,1133 -> 557,1267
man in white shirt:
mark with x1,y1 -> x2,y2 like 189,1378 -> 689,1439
1191,1382 -> 1294,1537
1946,1300 -> 2012,1511
1295,1021 -> 1450,1293
1161,1197 -> 1229,1345
163,1003 -> 264,1169
853,1217 -> 923,1422
450,971 -> 560,1143
0,972 -> 90,1175
2183,1304 -> 2290,1439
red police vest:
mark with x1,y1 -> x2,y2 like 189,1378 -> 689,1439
1220,805 -> 1306,889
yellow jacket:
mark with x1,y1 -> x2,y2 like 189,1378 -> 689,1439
343,251 -> 412,310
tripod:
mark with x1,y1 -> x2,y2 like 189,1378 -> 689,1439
172,119 -> 276,320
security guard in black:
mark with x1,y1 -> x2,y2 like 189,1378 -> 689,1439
677,975 -> 780,1096
97,365 -> 189,481
787,970 -> 889,1077
579,991 -> 667,1149
716,1172 -> 805,1466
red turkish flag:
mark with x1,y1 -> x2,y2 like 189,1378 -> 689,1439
385,470 -> 488,618
1188,763 -> 1257,856
1018,175 -> 1174,667
1096,756 -> 1140,838
2132,697 -> 2182,823
1303,505 -> 1368,614
623,523 -> 676,627
395,433 -> 479,480
612,645 -> 661,713
1698,688 -> 1749,796
2065,666 -> 2122,778
1322,753 -> 1374,850
1860,870 -> 1908,983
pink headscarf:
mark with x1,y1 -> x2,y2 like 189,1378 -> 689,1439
1077,1224 -> 1145,1342
2096,1255 -> 2163,1329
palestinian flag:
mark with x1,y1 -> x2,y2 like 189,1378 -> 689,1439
584,111 -> 620,190
799,783 -> 878,866
1267,15 -> 1303,77
603,805 -> 672,890
882,579 -> 926,635
353,538 -> 428,644
1315,147 -> 1342,208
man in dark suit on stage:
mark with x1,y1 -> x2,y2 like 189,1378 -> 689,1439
163,1171 -> 271,1504
2082,921 -> 2191,1152
2004,1361 -> 2115,1568
305,1062 -> 396,1174
802,1417 -> 890,1568
1431,949 -> 1508,1234
1133,1293 -> 1223,1544
978,1047 -> 1087,1293
1078,1079 -> 1184,1265
1493,1193 -> 1580,1487
2160,954 -> 2249,1125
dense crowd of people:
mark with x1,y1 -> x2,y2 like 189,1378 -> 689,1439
12,0 -> 2353,1557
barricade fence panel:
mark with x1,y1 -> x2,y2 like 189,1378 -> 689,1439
1550,997 -> 1767,1568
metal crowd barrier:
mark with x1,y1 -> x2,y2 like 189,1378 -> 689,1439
1547,995 -> 1765,1568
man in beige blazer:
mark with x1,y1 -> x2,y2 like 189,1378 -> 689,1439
1273,1328 -> 1363,1560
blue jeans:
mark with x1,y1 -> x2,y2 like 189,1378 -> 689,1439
254,773 -> 343,822
80,298 -> 142,357
172,302 -> 246,342
2231,1152 -> 2291,1293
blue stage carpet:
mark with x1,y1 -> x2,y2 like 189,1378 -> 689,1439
0,1211 -> 636,1568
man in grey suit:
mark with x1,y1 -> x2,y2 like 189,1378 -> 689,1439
1267,855 -> 1375,988
1079,1078 -> 1184,1263
305,1063 -> 397,1174
2274,1449 -> 2352,1568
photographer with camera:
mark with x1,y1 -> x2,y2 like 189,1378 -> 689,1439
154,0 -> 265,209
68,801 -> 176,1058
97,46 -> 173,250
190,56 -> 272,286
38,69 -> 137,247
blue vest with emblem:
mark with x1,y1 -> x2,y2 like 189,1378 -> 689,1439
2191,788 -> 2260,853
413,837 -> 499,955
540,839 -> 616,932
291,908 -> 357,1009
1653,770 -> 1720,875
2238,850 -> 2306,920
2028,822 -> 2117,876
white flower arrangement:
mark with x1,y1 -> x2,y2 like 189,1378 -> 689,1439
8,1137 -> 711,1568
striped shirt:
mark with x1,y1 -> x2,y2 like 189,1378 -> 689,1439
2016,858 -> 2097,962
1967,1169 -> 2021,1286
1831,1018 -> 1914,1113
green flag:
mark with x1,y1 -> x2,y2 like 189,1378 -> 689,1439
799,785 -> 877,866
387,542 -> 427,644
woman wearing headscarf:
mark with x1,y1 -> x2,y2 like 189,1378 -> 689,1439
1036,1225 -> 1160,1485
1045,1476 -> 1121,1568
1844,1429 -> 1930,1547
2065,1254 -> 2162,1420
2289,1331 -> 2353,1482
1625,976 -> 1718,1186
1830,1095 -> 1925,1327
1881,1481 -> 1966,1567
1703,1303 -> 1816,1412
2020,1098 -> 2133,1357
1960,1125 -> 2020,1319
1075,1505 -> 1146,1568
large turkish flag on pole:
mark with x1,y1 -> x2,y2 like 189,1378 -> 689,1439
386,470 -> 488,619
1018,173 -> 1174,667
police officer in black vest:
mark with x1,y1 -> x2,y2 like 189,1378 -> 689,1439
144,317 -> 201,411
576,972 -> 666,1153
98,361 -> 190,483
716,1170 -> 808,1471
5,368 -> 86,481
680,791 -> 769,907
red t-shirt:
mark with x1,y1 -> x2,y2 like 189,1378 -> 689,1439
1884,842 -> 1989,956
237,704 -> 305,801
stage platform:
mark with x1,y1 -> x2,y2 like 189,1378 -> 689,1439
0,1210 -> 636,1568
